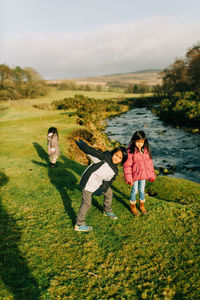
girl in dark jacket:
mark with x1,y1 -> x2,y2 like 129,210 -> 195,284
75,139 -> 128,232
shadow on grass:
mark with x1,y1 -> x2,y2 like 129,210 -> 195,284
60,154 -> 85,177
0,171 -> 41,299
33,144 -> 117,222
61,155 -> 133,214
32,143 -> 80,225
112,185 -> 131,211
60,155 -> 104,213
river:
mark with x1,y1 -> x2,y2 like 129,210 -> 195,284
105,107 -> 200,183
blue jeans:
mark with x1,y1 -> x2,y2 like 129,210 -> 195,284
130,180 -> 146,204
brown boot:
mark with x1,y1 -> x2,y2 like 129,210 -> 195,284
139,201 -> 147,214
130,204 -> 139,216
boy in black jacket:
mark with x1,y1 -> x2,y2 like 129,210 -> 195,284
74,139 -> 128,232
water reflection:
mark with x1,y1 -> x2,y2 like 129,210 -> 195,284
105,107 -> 200,183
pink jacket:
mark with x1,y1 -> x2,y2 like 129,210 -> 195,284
123,147 -> 156,183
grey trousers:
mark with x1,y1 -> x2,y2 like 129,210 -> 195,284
76,187 -> 113,226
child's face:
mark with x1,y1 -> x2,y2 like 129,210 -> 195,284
112,150 -> 123,164
135,139 -> 145,151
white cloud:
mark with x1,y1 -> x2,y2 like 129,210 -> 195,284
1,15 -> 200,79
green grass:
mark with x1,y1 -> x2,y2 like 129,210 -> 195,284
0,94 -> 200,299
29,87 -> 138,103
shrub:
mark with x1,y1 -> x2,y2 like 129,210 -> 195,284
156,92 -> 200,127
52,95 -> 117,127
70,129 -> 96,144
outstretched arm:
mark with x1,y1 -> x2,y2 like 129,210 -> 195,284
75,139 -> 106,161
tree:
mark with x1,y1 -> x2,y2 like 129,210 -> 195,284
0,64 -> 47,100
161,58 -> 189,96
13,66 -> 25,92
23,67 -> 47,98
186,42 -> 200,93
0,64 -> 12,88
160,41 -> 200,97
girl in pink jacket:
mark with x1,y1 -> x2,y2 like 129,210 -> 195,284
123,130 -> 155,216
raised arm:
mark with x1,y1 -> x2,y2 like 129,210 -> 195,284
75,139 -> 106,161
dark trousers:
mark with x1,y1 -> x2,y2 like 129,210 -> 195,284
76,187 -> 113,226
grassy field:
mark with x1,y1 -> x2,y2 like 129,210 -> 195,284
30,88 -> 136,103
0,90 -> 200,299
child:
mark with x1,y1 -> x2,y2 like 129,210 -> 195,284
74,139 -> 128,232
123,130 -> 155,216
47,127 -> 59,168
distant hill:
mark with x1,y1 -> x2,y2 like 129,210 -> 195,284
47,69 -> 163,86
74,69 -> 163,86
128,69 -> 162,74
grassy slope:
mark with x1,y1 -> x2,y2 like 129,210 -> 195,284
0,91 -> 200,299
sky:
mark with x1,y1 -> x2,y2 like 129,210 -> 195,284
1,0 -> 200,80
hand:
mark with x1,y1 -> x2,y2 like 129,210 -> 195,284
93,188 -> 103,196
75,139 -> 85,148
149,179 -> 155,182
128,181 -> 134,186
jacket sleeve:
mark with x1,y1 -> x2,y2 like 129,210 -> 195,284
76,140 -> 106,161
123,152 -> 134,183
148,158 -> 156,181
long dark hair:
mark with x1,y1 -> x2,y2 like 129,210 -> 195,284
129,130 -> 152,158
110,146 -> 128,164
47,127 -> 59,138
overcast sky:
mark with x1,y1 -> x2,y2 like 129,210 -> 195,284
1,0 -> 200,79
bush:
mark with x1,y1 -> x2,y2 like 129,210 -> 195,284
106,104 -> 120,112
70,129 -> 96,144
33,103 -> 52,110
52,95 -> 118,127
156,92 -> 200,127
0,89 -> 20,100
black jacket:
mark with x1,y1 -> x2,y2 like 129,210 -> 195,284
77,141 -> 118,193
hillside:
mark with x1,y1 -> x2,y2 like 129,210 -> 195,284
48,69 -> 163,87
75,69 -> 162,86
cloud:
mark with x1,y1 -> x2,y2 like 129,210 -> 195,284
1,15 -> 200,79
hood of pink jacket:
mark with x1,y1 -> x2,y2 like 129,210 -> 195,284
123,148 -> 155,182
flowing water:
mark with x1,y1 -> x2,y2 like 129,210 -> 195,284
105,107 -> 200,183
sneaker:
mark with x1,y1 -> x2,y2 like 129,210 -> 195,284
103,211 -> 118,220
74,224 -> 93,232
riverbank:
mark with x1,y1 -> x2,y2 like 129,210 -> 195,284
152,93 -> 200,133
119,94 -> 200,133
105,106 -> 200,183
52,93 -> 130,164
64,94 -> 160,163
